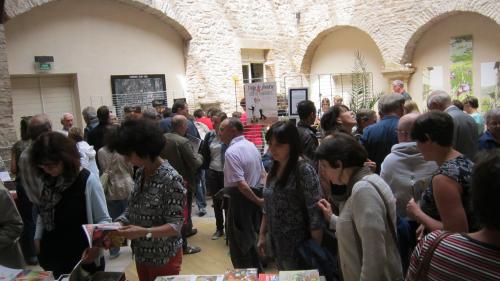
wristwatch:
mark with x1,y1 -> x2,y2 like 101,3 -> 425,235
145,228 -> 153,239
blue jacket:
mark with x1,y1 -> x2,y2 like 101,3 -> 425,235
478,130 -> 500,150
361,115 -> 399,174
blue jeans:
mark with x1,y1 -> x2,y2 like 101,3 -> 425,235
107,199 -> 128,255
195,170 -> 207,210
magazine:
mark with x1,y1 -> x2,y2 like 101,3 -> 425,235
223,269 -> 258,281
278,270 -> 319,281
0,266 -> 53,281
257,274 -> 278,281
81,223 -> 122,249
155,276 -> 223,281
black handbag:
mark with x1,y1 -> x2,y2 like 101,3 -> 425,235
297,238 -> 339,281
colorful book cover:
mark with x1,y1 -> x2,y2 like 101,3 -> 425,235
194,275 -> 224,281
258,274 -> 278,281
223,269 -> 258,281
278,270 -> 319,281
14,270 -> 53,281
155,275 -> 195,281
81,222 -> 122,249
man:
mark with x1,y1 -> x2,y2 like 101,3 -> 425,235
87,106 -> 111,169
0,181 -> 24,268
159,100 -> 200,138
362,93 -> 405,173
220,118 -> 265,271
380,113 -> 438,271
427,90 -> 478,159
392,80 -> 412,101
160,115 -> 203,255
479,108 -> 500,150
194,109 -> 213,131
296,100 -> 319,161
59,112 -> 74,135
82,106 -> 99,141
19,114 -> 53,203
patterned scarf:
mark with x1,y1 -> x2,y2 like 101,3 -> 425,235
39,173 -> 78,231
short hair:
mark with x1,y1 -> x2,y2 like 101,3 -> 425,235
162,107 -> 173,118
404,100 -> 420,114
297,100 -> 316,120
485,108 -> 500,124
427,90 -> 451,109
172,100 -> 187,113
321,98 -> 330,106
171,115 -> 187,131
320,104 -> 350,134
378,93 -> 405,115
356,108 -> 376,123
110,119 -> 165,161
207,107 -> 219,118
142,108 -> 157,120
333,95 -> 343,102
463,96 -> 479,109
31,132 -> 80,179
452,99 -> 464,111
226,118 -> 244,133
265,121 -> 303,186
240,98 -> 246,108
97,106 -> 110,123
392,80 -> 404,87
193,109 -> 205,118
20,116 -> 32,141
315,133 -> 367,169
28,114 -> 52,140
411,111 -> 454,147
231,111 -> 242,118
215,111 -> 228,121
67,127 -> 83,142
472,149 -> 500,231
82,106 -> 97,123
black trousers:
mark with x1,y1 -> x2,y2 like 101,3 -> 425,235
16,182 -> 37,260
206,169 -> 226,231
181,189 -> 194,249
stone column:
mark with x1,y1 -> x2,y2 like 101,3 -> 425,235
0,24 -> 16,155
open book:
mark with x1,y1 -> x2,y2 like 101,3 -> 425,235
81,223 -> 122,249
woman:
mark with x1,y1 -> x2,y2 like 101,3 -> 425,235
68,127 -> 100,176
97,125 -> 134,258
320,104 -> 357,136
112,119 -> 185,281
316,133 -> 402,281
479,109 -> 500,150
354,108 -> 377,140
406,150 -> 500,281
201,111 -> 227,240
257,121 -> 323,270
406,111 -> 478,235
31,132 -> 111,278
10,117 -> 38,265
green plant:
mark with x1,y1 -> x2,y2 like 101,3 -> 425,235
350,51 -> 379,112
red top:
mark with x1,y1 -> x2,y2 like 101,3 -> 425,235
196,117 -> 213,130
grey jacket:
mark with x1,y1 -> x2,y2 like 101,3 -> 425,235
446,106 -> 478,159
0,183 -> 24,268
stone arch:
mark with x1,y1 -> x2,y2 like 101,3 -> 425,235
299,25 -> 384,75
401,10 -> 500,64
4,0 -> 192,41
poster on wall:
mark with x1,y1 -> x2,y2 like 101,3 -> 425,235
288,88 -> 308,116
450,35 -> 473,98
244,82 -> 278,124
422,66 -> 443,101
111,74 -> 167,119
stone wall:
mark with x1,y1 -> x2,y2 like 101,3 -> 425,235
1,0 -> 499,145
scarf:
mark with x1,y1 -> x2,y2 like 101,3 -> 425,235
39,173 -> 79,231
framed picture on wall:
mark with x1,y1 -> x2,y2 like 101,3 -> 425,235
288,87 -> 308,116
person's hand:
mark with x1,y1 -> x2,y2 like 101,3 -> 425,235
317,199 -> 333,221
81,247 -> 100,264
257,235 -> 266,257
364,160 -> 377,172
115,225 -> 147,240
406,198 -> 422,221
416,224 -> 426,241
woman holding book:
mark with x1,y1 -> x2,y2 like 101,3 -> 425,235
31,132 -> 111,278
257,121 -> 324,270
112,119 -> 185,281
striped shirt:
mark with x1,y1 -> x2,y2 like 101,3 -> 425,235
406,230 -> 500,281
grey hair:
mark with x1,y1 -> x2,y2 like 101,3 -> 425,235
171,115 -> 187,131
392,80 -> 404,87
485,108 -> 500,124
142,108 -> 157,120
378,93 -> 405,114
427,90 -> 451,109
82,106 -> 97,122
227,117 -> 244,133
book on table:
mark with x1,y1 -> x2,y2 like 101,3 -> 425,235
278,270 -> 320,281
223,269 -> 258,281
81,222 -> 122,249
155,275 -> 223,281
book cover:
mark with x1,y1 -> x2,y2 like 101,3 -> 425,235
257,274 -> 278,281
155,275 -> 194,281
278,270 -> 319,281
223,269 -> 258,281
81,223 -> 122,249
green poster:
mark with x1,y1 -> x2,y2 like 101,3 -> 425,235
450,35 -> 473,99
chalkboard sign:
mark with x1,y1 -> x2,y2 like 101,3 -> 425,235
111,74 -> 167,119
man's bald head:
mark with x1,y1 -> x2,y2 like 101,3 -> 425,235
28,114 -> 52,140
397,113 -> 420,143
427,90 -> 451,111
172,114 -> 188,136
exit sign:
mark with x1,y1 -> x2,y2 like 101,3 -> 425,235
38,62 -> 52,71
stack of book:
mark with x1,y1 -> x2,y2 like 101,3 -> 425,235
155,268 -> 320,281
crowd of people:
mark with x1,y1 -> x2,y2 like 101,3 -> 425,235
1,82 -> 500,281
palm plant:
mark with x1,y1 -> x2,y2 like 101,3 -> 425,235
349,51 -> 381,112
